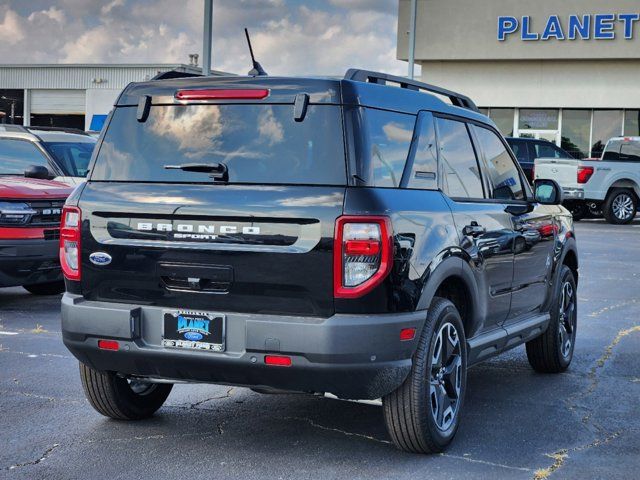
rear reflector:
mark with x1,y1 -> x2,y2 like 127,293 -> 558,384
98,340 -> 119,351
400,328 -> 416,341
264,355 -> 292,367
175,89 -> 270,101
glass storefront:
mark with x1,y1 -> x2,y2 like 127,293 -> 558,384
625,110 -> 640,136
591,110 -> 623,158
489,108 -> 515,137
561,110 -> 591,159
518,109 -> 559,130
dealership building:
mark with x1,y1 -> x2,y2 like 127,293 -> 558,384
398,0 -> 640,158
0,63 -> 211,132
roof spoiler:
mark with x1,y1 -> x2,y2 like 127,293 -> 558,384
344,69 -> 479,113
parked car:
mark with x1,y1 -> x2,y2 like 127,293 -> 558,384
505,137 -> 574,184
60,70 -> 578,454
535,136 -> 640,224
0,125 -> 96,186
0,175 -> 71,294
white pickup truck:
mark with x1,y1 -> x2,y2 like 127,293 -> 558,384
535,137 -> 640,224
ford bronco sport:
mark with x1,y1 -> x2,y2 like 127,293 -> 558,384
61,70 -> 578,453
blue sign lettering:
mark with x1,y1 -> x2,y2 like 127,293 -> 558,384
541,15 -> 565,40
497,16 -> 519,41
594,14 -> 616,39
521,16 -> 539,41
497,13 -> 638,41
567,15 -> 590,40
619,13 -> 640,39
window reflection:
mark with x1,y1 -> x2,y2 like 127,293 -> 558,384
561,110 -> 591,159
624,110 -> 640,136
591,110 -> 622,158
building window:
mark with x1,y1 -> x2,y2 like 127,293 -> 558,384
518,109 -> 559,130
561,110 -> 591,159
488,108 -> 514,136
591,110 -> 623,158
0,89 -> 24,125
624,110 -> 640,136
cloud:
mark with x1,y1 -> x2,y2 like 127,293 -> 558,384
0,1 -> 405,76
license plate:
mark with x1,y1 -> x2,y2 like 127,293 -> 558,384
162,310 -> 225,352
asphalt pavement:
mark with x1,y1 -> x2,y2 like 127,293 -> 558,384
0,219 -> 639,480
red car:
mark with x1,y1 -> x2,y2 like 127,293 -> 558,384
0,176 -> 72,294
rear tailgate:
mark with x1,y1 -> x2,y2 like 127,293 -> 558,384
534,158 -> 580,189
79,183 -> 343,317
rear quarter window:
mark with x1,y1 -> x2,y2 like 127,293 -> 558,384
91,104 -> 347,185
360,108 -> 415,188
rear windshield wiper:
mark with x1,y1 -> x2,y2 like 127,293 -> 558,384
164,162 -> 228,181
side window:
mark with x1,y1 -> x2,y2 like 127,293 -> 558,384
365,108 -> 415,187
602,140 -> 622,161
552,145 -> 572,159
620,142 -> 640,162
533,141 -> 562,159
436,118 -> 484,199
0,138 -> 50,175
509,140 -> 529,163
473,126 -> 525,201
406,112 -> 438,189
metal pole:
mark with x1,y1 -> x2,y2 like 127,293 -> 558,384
407,0 -> 417,79
202,0 -> 213,75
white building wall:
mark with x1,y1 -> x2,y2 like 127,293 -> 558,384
420,60 -> 640,109
85,89 -> 122,130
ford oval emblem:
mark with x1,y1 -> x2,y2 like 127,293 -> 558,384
89,252 -> 112,266
184,331 -> 203,341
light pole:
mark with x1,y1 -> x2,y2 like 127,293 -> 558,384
202,0 -> 213,75
407,0 -> 417,79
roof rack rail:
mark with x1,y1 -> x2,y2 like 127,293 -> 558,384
344,69 -> 479,112
26,126 -> 90,136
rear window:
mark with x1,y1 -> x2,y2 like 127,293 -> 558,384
43,141 -> 95,177
91,104 -> 346,185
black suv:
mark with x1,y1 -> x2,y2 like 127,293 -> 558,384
506,137 -> 574,183
61,70 -> 578,453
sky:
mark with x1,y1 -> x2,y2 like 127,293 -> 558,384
0,0 -> 407,76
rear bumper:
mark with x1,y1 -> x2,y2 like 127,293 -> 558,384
0,237 -> 62,288
61,293 -> 426,400
562,187 -> 584,200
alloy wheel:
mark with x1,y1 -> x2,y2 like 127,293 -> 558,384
558,281 -> 576,358
429,322 -> 463,431
612,193 -> 635,221
127,378 -> 157,395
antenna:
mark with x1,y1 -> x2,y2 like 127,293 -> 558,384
244,28 -> 268,76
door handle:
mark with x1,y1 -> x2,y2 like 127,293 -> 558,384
463,222 -> 486,237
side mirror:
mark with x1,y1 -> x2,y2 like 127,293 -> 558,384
24,165 -> 52,180
534,179 -> 563,205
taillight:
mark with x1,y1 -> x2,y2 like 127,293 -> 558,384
334,216 -> 393,299
577,166 -> 594,184
60,206 -> 81,281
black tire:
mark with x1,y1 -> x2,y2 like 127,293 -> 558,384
526,266 -> 577,373
79,362 -> 173,420
23,281 -> 65,295
603,189 -> 637,225
383,297 -> 467,453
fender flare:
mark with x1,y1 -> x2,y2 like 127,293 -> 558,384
415,251 -> 484,338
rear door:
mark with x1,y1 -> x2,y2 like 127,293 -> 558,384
436,116 -> 515,331
81,99 -> 347,318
